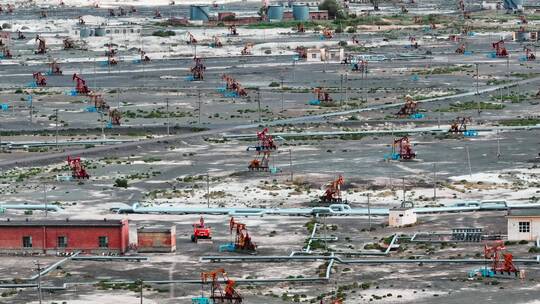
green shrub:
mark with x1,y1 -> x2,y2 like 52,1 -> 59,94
152,30 -> 175,37
114,179 -> 128,188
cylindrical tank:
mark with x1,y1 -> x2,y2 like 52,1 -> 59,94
293,4 -> 309,21
190,5 -> 210,21
516,31 -> 527,41
94,27 -> 106,37
79,27 -> 91,38
267,5 -> 284,21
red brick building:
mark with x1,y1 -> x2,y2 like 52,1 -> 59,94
137,226 -> 176,253
0,219 -> 129,254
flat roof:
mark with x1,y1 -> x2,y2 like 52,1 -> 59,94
138,227 -> 174,233
0,219 -> 126,227
507,209 -> 540,217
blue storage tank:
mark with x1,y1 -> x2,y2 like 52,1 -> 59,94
190,5 -> 210,21
293,4 -> 309,21
503,0 -> 523,10
94,27 -> 106,37
80,27 -> 91,38
267,5 -> 284,21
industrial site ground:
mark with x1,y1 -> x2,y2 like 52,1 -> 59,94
1,0 -> 540,303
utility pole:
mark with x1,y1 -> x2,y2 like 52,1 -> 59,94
197,89 -> 201,125
55,109 -> 59,150
257,90 -> 261,123
28,94 -> 33,123
100,111 -> 105,139
345,73 -> 349,102
35,261 -> 42,304
340,74 -> 344,107
139,280 -> 143,304
43,184 -> 47,218
475,63 -> 479,95
466,145 -> 472,176
206,172 -> 210,208
166,98 -> 170,136
280,76 -> 285,112
433,163 -> 437,201
497,129 -> 501,158
367,193 -> 371,231
402,177 -> 406,203
289,149 -> 293,182
506,56 -> 510,97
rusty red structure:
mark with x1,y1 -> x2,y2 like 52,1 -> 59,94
35,35 -> 46,54
392,136 -> 416,160
63,38 -> 74,49
321,175 -> 345,203
109,108 -> 121,125
449,117 -> 471,133
524,47 -> 535,61
50,60 -> 62,75
89,92 -> 109,111
222,74 -> 247,97
72,73 -> 90,95
200,268 -> 243,303
229,217 -> 256,252
32,72 -> 47,86
492,40 -> 508,57
314,87 -> 333,104
186,31 -> 198,44
67,156 -> 90,179
0,219 -> 129,254
484,241 -> 519,275
247,128 -> 277,171
191,57 -> 206,80
396,95 -> 418,117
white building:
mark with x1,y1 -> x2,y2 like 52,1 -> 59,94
507,209 -> 540,241
388,207 -> 417,227
305,48 -> 344,62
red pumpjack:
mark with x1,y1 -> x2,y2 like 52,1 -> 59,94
492,40 -> 508,58
72,73 -> 90,95
396,95 -> 418,117
35,35 -> 46,54
229,217 -> 256,252
50,60 -> 62,75
67,156 -> 90,179
484,241 -> 521,277
524,47 -> 536,61
247,128 -> 276,171
392,136 -> 416,160
109,108 -> 121,126
192,216 -> 212,243
320,175 -> 345,203
449,116 -> 471,133
33,72 -> 47,86
200,268 -> 243,303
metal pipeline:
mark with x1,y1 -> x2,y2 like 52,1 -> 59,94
0,204 -> 63,212
200,255 -> 540,265
27,251 -> 80,281
115,202 -> 540,217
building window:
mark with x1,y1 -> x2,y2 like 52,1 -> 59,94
311,54 -> 317,59
58,236 -> 67,248
23,236 -> 32,248
519,221 -> 530,233
98,236 -> 109,248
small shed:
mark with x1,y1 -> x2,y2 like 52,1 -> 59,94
388,207 -> 417,227
322,48 -> 344,62
306,48 -> 323,61
507,209 -> 540,241
137,226 -> 176,253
